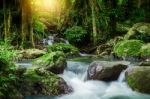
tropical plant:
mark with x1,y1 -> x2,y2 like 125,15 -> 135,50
64,26 -> 87,44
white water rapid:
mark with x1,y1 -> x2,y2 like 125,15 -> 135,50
19,59 -> 150,99
56,61 -> 150,99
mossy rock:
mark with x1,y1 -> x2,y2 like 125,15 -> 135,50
124,23 -> 150,42
17,49 -> 46,60
47,43 -> 79,57
1,68 -> 71,99
19,69 -> 67,95
140,43 -> 150,58
32,51 -> 67,74
113,40 -> 144,58
125,66 -> 150,94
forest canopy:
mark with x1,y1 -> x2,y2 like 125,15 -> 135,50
0,0 -> 150,48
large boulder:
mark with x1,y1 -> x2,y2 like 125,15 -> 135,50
17,49 -> 46,60
125,66 -> 150,94
87,61 -> 128,81
113,40 -> 144,58
47,43 -> 79,58
124,23 -> 150,42
32,51 -> 67,74
2,68 -> 71,99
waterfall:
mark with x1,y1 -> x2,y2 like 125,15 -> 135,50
118,70 -> 126,82
64,40 -> 69,44
42,36 -> 70,46
47,36 -> 54,45
42,38 -> 47,46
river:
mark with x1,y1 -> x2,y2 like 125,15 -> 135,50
18,57 -> 150,99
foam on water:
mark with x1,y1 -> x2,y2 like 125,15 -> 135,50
57,61 -> 150,99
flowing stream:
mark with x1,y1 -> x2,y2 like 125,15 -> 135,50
18,58 -> 150,99
56,60 -> 150,99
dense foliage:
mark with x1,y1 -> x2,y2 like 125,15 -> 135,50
0,42 -> 17,97
64,26 -> 87,45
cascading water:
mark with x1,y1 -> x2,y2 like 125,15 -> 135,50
42,35 -> 70,46
16,60 -> 33,68
18,58 -> 150,99
56,60 -> 150,99
117,70 -> 125,82
47,36 -> 54,45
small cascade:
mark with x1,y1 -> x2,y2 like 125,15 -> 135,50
42,36 -> 70,46
57,60 -> 150,99
79,52 -> 91,56
47,36 -> 54,45
118,70 -> 126,82
42,38 -> 47,46
64,39 -> 69,44
16,60 -> 33,68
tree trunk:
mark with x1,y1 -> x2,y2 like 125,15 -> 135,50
7,9 -> 11,40
109,0 -> 117,37
21,0 -> 27,48
145,0 -> 150,22
3,0 -> 7,43
91,0 -> 97,45
29,15 -> 35,48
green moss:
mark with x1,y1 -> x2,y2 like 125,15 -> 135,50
124,23 -> 150,42
114,40 -> 144,57
47,43 -> 79,57
22,69 -> 61,95
32,51 -> 67,74
140,43 -> 150,57
126,67 -> 150,94
32,51 -> 66,67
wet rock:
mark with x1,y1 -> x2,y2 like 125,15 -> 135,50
125,66 -> 150,94
87,61 -> 128,81
32,51 -> 67,74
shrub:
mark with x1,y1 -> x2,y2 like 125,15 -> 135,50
0,42 -> 17,97
64,26 -> 87,44
114,40 -> 144,57
33,20 -> 48,39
